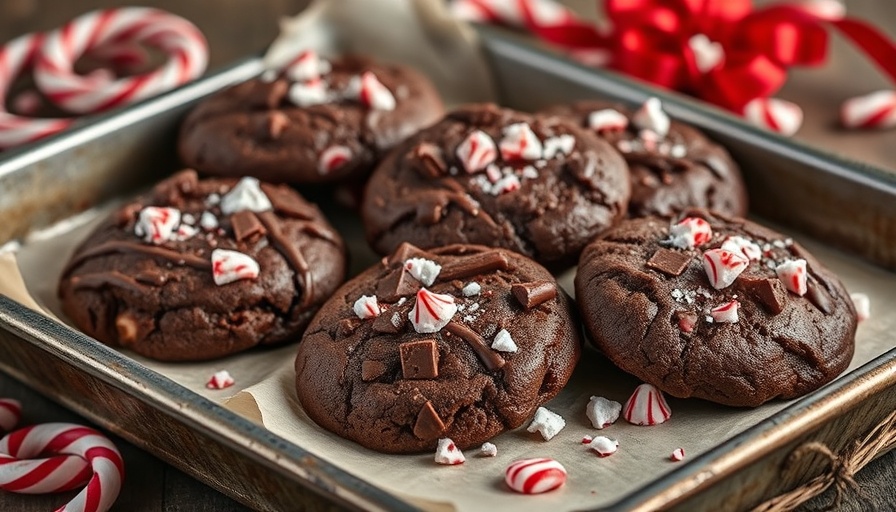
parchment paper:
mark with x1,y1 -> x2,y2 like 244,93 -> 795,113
1,1 -> 895,511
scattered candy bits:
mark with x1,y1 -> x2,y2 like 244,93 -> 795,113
588,108 -> 628,132
670,448 -> 686,462
709,300 -> 740,323
352,295 -> 381,319
318,145 -> 352,175
206,370 -> 235,390
588,436 -> 619,457
211,249 -> 260,286
434,438 -> 465,465
499,122 -> 542,161
456,130 -> 498,173
850,292 -> 871,321
623,383 -> 672,426
527,407 -> 566,441
505,458 -> 567,495
219,176 -> 272,215
134,206 -> 180,244
491,328 -> 518,353
409,288 -> 457,333
702,248 -> 749,289
480,442 -> 497,457
586,395 -> 622,429
721,235 -> 761,262
632,98 -> 670,138
669,217 -> 712,249
775,259 -> 808,296
405,257 -> 442,286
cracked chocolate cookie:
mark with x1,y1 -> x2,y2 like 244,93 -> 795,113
541,98 -> 748,218
360,103 -> 631,269
58,170 -> 347,361
295,243 -> 582,453
178,51 -> 444,184
575,209 -> 856,407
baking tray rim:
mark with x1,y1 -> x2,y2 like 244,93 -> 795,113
0,29 -> 894,511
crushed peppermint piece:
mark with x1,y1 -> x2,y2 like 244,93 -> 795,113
710,300 -> 740,323
670,448 -> 686,462
582,435 -> 593,444
135,206 -> 180,245
211,249 -> 260,285
206,193 -> 220,206
586,396 -> 622,429
172,224 -> 198,241
435,438 -> 465,465
319,145 -> 352,175
491,329 -> 518,353
404,258 -> 442,286
468,303 -> 480,312
588,436 -> 618,457
485,163 -> 502,182
350,71 -> 396,111
505,458 -> 567,495
721,235 -> 762,262
353,295 -> 381,319
200,211 -> 218,230
670,145 -> 688,158
285,50 -> 322,82
541,134 -> 575,159
457,130 -> 498,173
527,407 -> 566,441
850,293 -> 870,321
632,97 -> 670,138
669,217 -> 712,249
462,282 -> 481,297
776,259 -> 808,296
703,249 -> 749,289
206,370 -> 235,390
409,288 -> 457,333
181,213 -> 196,225
520,165 -> 539,179
588,109 -> 628,132
499,123 -> 542,161
480,442 -> 497,457
220,177 -> 272,215
623,383 -> 672,426
288,80 -> 327,107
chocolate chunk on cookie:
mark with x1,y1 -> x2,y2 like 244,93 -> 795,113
361,104 -> 631,268
178,52 -> 444,184
295,244 -> 582,453
58,170 -> 347,361
575,208 -> 856,407
542,98 -> 748,218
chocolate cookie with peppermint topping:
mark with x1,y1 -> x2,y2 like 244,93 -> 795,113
360,103 -> 630,268
575,208 -> 856,407
178,51 -> 443,184
541,98 -> 748,218
58,170 -> 347,361
295,243 -> 581,453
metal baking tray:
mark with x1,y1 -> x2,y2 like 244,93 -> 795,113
2,27 -> 896,511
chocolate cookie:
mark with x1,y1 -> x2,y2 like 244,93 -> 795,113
178,51 -> 444,184
575,209 -> 856,407
58,170 -> 347,361
541,98 -> 748,218
295,243 -> 582,453
361,104 -> 630,268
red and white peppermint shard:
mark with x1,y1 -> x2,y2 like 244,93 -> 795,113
434,438 -> 465,465
409,288 -> 457,333
404,258 -> 442,286
491,329 -> 518,353
703,249 -> 749,289
220,177 -> 272,215
678,314 -> 697,333
354,71 -> 395,111
499,123 -> 543,161
288,79 -> 327,107
840,90 -> 896,130
721,235 -> 761,262
850,292 -> 870,322
352,295 -> 381,319
211,249 -> 260,286
743,97 -> 803,136
710,300 -> 740,323
588,436 -> 618,457
319,145 -> 352,175
285,50 -> 322,82
0,399 -> 20,432
490,174 -> 521,195
688,34 -> 724,73
505,458 -> 567,495
527,407 -> 566,441
632,98 -> 670,138
206,370 -> 235,390
542,134 -> 575,159
581,435 -> 593,444
456,130 -> 498,173
623,383 -> 672,426
670,448 -> 686,462
586,395 -> 621,429
588,109 -> 628,132
135,207 -> 181,245
480,442 -> 497,457
669,217 -> 713,249
775,259 -> 808,296
0,422 -> 124,512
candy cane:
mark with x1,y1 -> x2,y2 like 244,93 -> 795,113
742,98 -> 804,136
0,399 -> 124,512
840,90 -> 896,129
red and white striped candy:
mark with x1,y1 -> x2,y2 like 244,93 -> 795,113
134,206 -> 180,245
703,249 -> 749,289
710,300 -> 740,323
319,145 -> 353,175
721,235 -> 761,262
405,258 -> 442,286
287,79 -> 327,107
1,422 -> 123,512
285,50 -> 323,82
434,438 -> 465,465
588,109 -> 628,132
670,448 -> 686,462
0,399 -> 21,432
743,98 -> 803,136
409,288 -> 457,333
352,295 -> 382,319
350,71 -> 395,111
456,130 -> 498,173
490,173 -> 521,195
451,0 -> 579,30
776,259 -> 808,296
840,90 -> 896,130
588,436 -> 618,457
632,98 -> 670,138
206,370 -> 235,390
505,458 -> 567,495
34,8 -> 207,115
499,123 -> 542,161
669,217 -> 712,249
211,249 -> 260,286
623,383 -> 672,426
